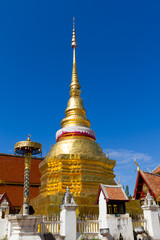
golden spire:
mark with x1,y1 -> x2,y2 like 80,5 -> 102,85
70,17 -> 80,96
61,18 -> 90,129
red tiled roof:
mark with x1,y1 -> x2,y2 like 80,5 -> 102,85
96,184 -> 128,204
0,185 -> 39,207
105,186 -> 127,201
0,154 -> 43,208
0,154 -> 42,184
153,165 -> 160,175
133,170 -> 160,201
142,172 -> 160,199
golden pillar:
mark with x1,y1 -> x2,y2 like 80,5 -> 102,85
15,135 -> 42,215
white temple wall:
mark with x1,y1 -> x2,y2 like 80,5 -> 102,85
144,209 -> 160,235
60,209 -> 76,240
142,206 -> 160,240
0,219 -> 8,239
99,191 -> 107,229
105,214 -> 134,240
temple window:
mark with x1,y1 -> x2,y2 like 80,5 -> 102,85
107,202 -> 126,214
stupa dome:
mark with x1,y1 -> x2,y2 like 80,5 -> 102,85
46,138 -> 106,159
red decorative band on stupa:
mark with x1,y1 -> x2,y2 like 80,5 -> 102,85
56,126 -> 96,142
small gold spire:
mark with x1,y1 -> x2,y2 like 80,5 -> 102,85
134,157 -> 140,172
27,134 -> 31,141
71,17 -> 77,48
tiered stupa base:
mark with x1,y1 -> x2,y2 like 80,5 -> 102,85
32,189 -> 113,216
31,139 -> 116,215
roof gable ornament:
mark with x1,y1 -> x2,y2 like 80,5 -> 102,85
134,157 -> 140,172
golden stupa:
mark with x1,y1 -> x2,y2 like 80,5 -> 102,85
31,19 -> 116,215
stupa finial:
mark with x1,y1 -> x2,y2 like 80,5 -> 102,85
60,18 -> 91,129
70,17 -> 81,93
71,17 -> 77,48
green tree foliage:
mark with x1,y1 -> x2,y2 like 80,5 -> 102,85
125,185 -> 130,197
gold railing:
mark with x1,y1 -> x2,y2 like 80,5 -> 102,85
77,215 -> 99,234
132,219 -> 147,230
38,215 -> 60,234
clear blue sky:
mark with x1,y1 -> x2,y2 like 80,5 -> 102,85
0,0 -> 160,195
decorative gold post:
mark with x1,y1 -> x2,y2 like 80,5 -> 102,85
14,135 -> 42,215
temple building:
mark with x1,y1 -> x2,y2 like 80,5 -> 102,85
0,153 -> 43,213
96,184 -> 129,214
31,20 -> 116,215
133,163 -> 160,204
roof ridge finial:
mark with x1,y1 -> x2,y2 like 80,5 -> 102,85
134,157 -> 140,172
